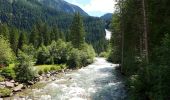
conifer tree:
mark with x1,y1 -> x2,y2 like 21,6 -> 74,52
10,28 -> 19,54
70,13 -> 85,48
43,24 -> 50,46
0,23 -> 9,39
29,25 -> 39,48
18,32 -> 27,50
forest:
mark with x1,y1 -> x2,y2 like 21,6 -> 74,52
108,0 -> 170,99
0,0 -> 108,54
0,12 -> 97,97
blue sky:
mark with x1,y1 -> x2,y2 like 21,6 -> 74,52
65,0 -> 116,17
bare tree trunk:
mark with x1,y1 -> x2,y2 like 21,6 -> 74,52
119,0 -> 124,73
142,0 -> 149,63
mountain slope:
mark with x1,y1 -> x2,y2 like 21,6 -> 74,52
100,13 -> 113,21
101,13 -> 113,29
38,0 -> 88,16
0,0 -> 107,53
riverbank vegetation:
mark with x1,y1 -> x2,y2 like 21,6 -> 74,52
109,0 -> 170,99
0,13 -> 95,97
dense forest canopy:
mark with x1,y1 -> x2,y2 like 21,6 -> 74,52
0,0 -> 108,54
108,0 -> 170,99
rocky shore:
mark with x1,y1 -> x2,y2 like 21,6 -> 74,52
0,69 -> 72,99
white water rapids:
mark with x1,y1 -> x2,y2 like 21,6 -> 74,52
105,29 -> 112,40
9,58 -> 127,100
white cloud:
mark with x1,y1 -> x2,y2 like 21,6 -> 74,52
66,0 -> 116,16
83,0 -> 116,13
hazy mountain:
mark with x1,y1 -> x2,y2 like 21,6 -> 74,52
38,0 -> 88,16
100,13 -> 113,21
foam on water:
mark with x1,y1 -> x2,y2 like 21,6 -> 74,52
12,57 -> 127,100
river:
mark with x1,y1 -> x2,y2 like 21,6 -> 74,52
9,58 -> 127,100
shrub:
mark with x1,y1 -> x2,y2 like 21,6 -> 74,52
36,45 -> 50,64
43,67 -> 49,73
1,67 -> 16,79
67,48 -> 81,68
0,35 -> 15,66
99,52 -> 109,57
0,88 -> 12,97
0,76 -> 4,82
50,66 -> 56,71
15,51 -> 35,83
38,70 -> 43,75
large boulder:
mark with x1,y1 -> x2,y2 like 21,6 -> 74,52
5,81 -> 14,88
13,84 -> 24,92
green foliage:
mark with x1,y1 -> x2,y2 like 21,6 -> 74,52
67,43 -> 95,68
0,35 -> 15,65
0,88 -> 12,97
67,48 -> 81,68
22,44 -> 37,62
0,0 -> 107,53
0,23 -> 9,39
18,32 -> 27,50
70,13 -> 85,48
99,52 -> 109,58
1,66 -> 16,79
9,28 -> 19,54
38,70 -> 43,75
110,0 -> 170,99
29,25 -> 39,48
35,65 -> 62,75
0,76 -> 5,82
15,51 -> 35,83
36,45 -> 50,64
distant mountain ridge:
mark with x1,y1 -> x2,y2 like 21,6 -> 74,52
100,13 -> 113,21
37,0 -> 88,16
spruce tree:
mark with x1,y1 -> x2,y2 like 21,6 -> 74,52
0,23 -> 9,39
10,28 -> 19,54
70,13 -> 85,48
18,32 -> 27,50
29,25 -> 39,48
43,24 -> 50,46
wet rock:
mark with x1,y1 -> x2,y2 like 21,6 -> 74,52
39,76 -> 43,80
28,81 -> 34,85
0,85 -> 5,88
14,82 -> 19,86
46,74 -> 51,78
13,84 -> 24,92
0,82 -> 5,85
51,77 -> 56,81
10,80 -> 15,83
5,81 -> 14,88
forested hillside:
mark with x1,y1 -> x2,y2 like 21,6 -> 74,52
0,0 -> 107,53
108,0 -> 170,99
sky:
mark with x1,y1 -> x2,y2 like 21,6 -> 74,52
65,0 -> 116,17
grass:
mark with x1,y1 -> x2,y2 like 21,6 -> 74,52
34,64 -> 67,75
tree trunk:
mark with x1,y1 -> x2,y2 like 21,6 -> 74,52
142,0 -> 149,63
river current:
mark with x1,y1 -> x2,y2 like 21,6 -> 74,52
10,58 -> 127,100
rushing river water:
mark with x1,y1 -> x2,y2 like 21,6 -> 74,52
9,58 -> 127,100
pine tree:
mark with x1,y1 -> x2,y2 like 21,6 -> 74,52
29,25 -> 39,48
18,32 -> 27,50
10,28 -> 19,54
51,25 -> 59,41
43,24 -> 50,46
0,23 -> 9,39
70,13 -> 85,48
